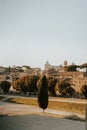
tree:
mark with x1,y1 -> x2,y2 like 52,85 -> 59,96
80,84 -> 87,98
0,81 -> 11,94
55,80 -> 75,97
80,63 -> 87,71
12,75 -> 39,95
26,75 -> 39,95
66,65 -> 78,71
12,78 -> 24,92
47,76 -> 57,96
38,75 -> 48,112
6,75 -> 10,80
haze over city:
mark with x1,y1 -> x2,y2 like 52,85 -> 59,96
0,0 -> 87,69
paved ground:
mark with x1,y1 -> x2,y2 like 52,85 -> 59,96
0,95 -> 85,118
0,95 -> 86,130
0,101 -> 84,118
0,114 -> 85,130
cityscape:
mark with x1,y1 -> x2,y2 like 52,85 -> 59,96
0,0 -> 87,129
0,60 -> 87,95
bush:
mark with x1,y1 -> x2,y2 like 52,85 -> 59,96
80,84 -> 87,98
38,75 -> 48,112
55,80 -> 75,97
0,81 -> 11,94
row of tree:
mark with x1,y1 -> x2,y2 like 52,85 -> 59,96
0,75 -> 87,99
12,75 -> 39,95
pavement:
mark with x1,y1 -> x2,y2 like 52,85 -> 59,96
0,101 -> 85,118
0,114 -> 85,130
0,96 -> 86,130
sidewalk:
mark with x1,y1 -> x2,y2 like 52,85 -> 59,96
0,100 -> 85,119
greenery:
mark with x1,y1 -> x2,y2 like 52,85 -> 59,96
80,63 -> 87,70
12,75 -> 39,95
81,84 -> 87,98
55,80 -> 75,97
12,74 -> 76,98
0,75 -> 77,98
47,76 -> 57,96
38,75 -> 48,112
66,65 -> 79,71
0,81 -> 11,94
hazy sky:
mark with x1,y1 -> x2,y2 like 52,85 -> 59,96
0,0 -> 87,69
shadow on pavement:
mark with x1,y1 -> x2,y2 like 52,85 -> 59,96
0,114 -> 85,130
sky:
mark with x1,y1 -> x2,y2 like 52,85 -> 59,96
0,0 -> 87,69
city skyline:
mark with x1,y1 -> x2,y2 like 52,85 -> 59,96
0,0 -> 87,69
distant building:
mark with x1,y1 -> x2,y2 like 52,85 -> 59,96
32,67 -> 41,75
64,60 -> 67,67
0,66 -> 6,74
22,66 -> 30,72
0,74 -> 6,82
44,61 -> 64,72
44,61 -> 52,70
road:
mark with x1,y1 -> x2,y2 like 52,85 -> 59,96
0,96 -> 86,130
0,94 -> 86,118
0,114 -> 85,130
0,101 -> 84,118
